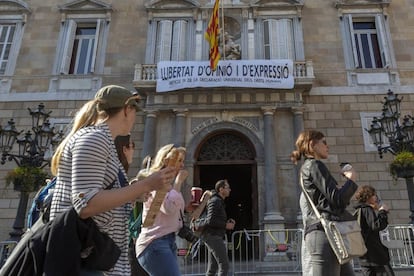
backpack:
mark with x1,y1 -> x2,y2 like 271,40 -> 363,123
26,170 -> 124,229
190,190 -> 212,233
128,202 -> 143,241
27,177 -> 57,228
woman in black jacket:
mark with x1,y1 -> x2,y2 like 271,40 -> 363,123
291,130 -> 358,276
354,185 -> 395,276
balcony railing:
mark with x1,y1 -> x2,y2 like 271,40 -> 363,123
133,60 -> 314,88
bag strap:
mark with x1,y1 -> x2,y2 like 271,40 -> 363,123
299,172 -> 322,220
105,169 -> 126,190
356,208 -> 362,226
180,209 -> 185,223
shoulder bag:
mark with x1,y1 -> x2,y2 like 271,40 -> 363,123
300,175 -> 367,264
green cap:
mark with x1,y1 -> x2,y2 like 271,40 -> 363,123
95,85 -> 140,111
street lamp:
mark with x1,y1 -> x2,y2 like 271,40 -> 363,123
367,89 -> 414,223
0,103 -> 63,240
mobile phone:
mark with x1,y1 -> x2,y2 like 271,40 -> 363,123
339,162 -> 352,174
376,194 -> 383,205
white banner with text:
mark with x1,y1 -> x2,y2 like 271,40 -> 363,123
156,59 -> 294,92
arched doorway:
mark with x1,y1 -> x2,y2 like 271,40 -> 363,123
194,131 -> 258,231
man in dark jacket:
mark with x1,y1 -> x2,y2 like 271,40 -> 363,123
197,179 -> 235,276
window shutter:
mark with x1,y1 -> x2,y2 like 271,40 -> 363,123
171,20 -> 187,61
277,19 -> 293,59
60,20 -> 77,74
268,19 -> 278,59
155,20 -> 173,62
265,19 -> 293,60
263,19 -> 271,59
1,22 -> 23,75
375,14 -> 390,68
345,14 -> 359,68
90,19 -> 103,73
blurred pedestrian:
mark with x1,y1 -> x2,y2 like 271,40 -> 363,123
136,144 -> 188,276
354,185 -> 395,276
197,179 -> 236,276
114,135 -> 149,276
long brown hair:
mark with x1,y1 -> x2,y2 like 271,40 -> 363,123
115,134 -> 134,173
290,130 -> 325,164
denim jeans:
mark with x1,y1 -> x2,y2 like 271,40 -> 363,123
305,229 -> 355,276
203,234 -> 229,276
137,233 -> 180,276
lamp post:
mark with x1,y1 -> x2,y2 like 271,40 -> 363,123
367,90 -> 414,224
0,103 -> 63,240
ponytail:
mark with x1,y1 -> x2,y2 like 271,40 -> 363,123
51,99 -> 103,175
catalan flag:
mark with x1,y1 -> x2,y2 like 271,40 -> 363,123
204,0 -> 220,71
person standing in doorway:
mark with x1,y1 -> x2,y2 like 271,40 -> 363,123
197,179 -> 236,276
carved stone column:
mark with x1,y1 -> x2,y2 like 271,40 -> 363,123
173,109 -> 188,147
141,110 -> 158,161
292,107 -> 305,226
262,107 -> 284,261
262,107 -> 283,221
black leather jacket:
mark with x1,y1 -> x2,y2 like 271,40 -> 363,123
354,203 -> 390,266
302,158 -> 358,231
199,192 -> 227,238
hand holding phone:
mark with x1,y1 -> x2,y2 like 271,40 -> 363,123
339,162 -> 356,181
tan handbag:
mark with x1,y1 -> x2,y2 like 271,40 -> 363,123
300,175 -> 367,264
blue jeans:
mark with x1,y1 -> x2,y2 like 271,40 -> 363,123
138,233 -> 180,276
305,230 -> 355,276
202,234 -> 229,276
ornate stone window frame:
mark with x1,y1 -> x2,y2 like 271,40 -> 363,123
49,0 -> 112,93
335,0 -> 399,87
0,0 -> 30,93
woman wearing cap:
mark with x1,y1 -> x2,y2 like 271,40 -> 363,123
50,85 -> 175,275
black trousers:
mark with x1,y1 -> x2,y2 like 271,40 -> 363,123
361,264 -> 395,276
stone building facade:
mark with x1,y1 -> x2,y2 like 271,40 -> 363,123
0,0 -> 413,242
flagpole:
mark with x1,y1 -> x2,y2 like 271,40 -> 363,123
221,0 -> 225,60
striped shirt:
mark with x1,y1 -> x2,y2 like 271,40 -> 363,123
50,123 -> 131,275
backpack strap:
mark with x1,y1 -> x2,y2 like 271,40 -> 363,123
105,169 -> 127,190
